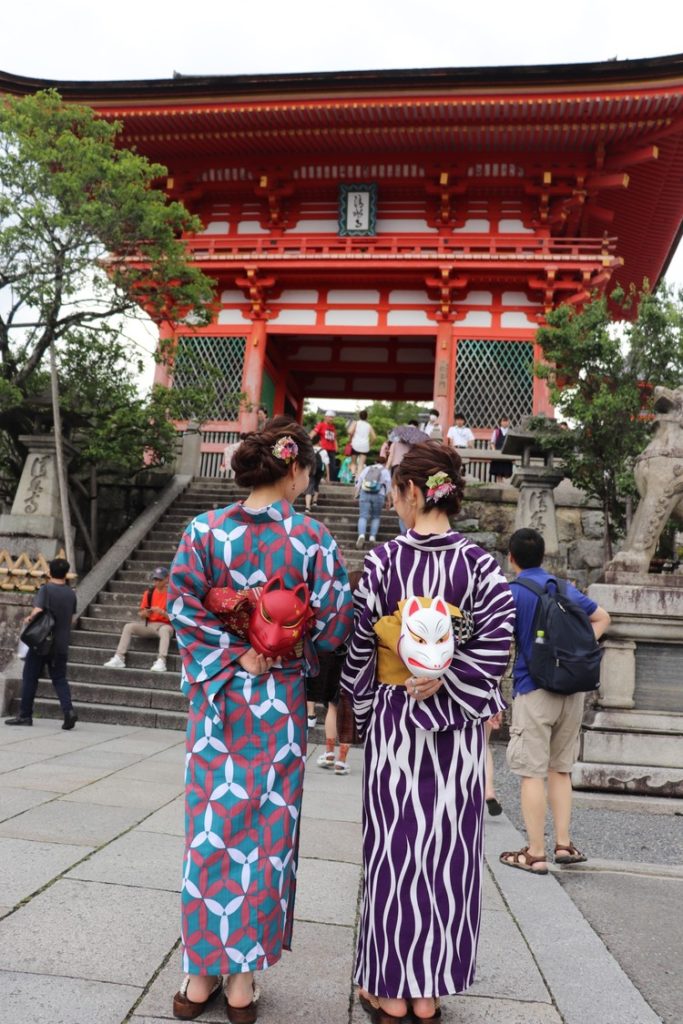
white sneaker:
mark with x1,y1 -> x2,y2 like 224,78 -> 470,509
369,536 -> 377,544
307,716 -> 318,729
355,534 -> 365,549
103,655 -> 125,669
150,658 -> 167,672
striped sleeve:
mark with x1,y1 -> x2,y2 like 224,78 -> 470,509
440,552 -> 515,718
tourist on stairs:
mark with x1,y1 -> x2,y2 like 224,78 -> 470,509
354,461 -> 391,549
103,567 -> 173,673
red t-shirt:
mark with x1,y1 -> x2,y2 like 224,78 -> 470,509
313,421 -> 337,452
140,587 -> 170,624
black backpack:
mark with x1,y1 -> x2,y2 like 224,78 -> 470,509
512,577 -> 603,695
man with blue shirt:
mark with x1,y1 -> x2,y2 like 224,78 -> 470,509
500,528 -> 610,875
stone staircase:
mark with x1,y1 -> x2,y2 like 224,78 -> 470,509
8,479 -> 402,729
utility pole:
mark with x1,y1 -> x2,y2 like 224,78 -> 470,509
49,340 -> 76,569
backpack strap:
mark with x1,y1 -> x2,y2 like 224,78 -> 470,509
511,576 -> 567,598
510,577 -> 545,597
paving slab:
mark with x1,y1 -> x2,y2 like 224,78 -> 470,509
137,797 -> 185,837
94,731 -> 183,755
0,761 -> 115,793
0,748 -> 51,771
298,817 -> 362,865
113,758 -> 184,785
0,879 -> 179,987
294,856 -> 360,927
485,815 -> 662,1024
470,908 -> 551,1003
0,786 -> 59,823
66,829 -> 183,892
435,996 -> 562,1024
60,776 -> 183,809
300,785 -> 363,824
46,748 -> 146,770
0,799 -> 149,846
0,969 -> 141,1024
0,836 -> 92,906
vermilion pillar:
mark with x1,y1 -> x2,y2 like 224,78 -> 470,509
432,320 -> 455,427
241,319 -> 267,430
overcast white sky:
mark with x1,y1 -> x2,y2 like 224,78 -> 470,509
1,0 -> 681,395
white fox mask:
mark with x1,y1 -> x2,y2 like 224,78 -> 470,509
397,597 -> 455,680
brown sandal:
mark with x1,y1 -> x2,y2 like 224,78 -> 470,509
172,976 -> 223,1020
225,978 -> 259,1024
555,841 -> 587,865
411,997 -> 442,1021
499,847 -> 548,874
358,991 -> 411,1023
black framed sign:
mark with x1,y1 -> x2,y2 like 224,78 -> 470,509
338,183 -> 378,236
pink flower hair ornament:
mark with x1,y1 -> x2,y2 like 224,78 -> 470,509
272,435 -> 299,463
425,471 -> 456,504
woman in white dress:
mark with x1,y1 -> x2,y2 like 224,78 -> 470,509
348,410 -> 376,477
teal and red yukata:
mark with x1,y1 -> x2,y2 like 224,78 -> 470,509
168,499 -> 352,977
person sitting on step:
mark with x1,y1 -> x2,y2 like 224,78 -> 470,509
103,567 -> 173,673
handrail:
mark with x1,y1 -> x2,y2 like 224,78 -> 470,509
182,232 -> 617,262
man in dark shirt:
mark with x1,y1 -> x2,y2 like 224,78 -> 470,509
5,557 -> 78,730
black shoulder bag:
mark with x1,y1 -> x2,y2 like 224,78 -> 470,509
20,590 -> 56,657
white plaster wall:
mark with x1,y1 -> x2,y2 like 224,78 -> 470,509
324,309 -> 379,326
459,310 -> 493,327
217,308 -> 249,324
270,309 -> 318,325
453,219 -> 490,232
236,220 -> 269,234
389,290 -> 436,305
288,219 -> 339,233
220,290 -> 248,304
386,309 -> 432,326
279,290 -> 319,303
502,291 -> 536,306
376,218 -> 436,232
327,289 -> 380,304
202,221 -> 229,234
463,290 -> 493,305
500,311 -> 538,327
499,218 -> 533,233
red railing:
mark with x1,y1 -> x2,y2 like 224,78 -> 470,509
182,232 -> 618,265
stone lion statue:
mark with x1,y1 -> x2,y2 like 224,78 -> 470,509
609,385 -> 683,574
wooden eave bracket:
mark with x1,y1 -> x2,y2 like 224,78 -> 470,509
425,268 -> 468,321
235,267 -> 277,320
254,175 -> 296,229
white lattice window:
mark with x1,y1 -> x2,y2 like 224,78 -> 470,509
173,335 -> 246,420
454,340 -> 534,429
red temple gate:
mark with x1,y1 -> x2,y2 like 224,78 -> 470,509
3,55 -> 683,469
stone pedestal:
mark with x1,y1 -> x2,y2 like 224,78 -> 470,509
510,465 -> 565,555
0,435 -> 75,558
572,575 -> 683,796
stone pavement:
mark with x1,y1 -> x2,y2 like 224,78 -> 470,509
0,721 -> 675,1024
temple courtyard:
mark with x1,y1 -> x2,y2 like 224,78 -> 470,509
0,720 -> 680,1024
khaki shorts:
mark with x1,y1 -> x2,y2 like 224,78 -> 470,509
506,688 -> 584,778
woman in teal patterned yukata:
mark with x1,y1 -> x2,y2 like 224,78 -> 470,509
168,421 -> 352,1023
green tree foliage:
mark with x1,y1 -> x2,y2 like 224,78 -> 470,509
532,283 -> 683,557
0,89 -> 215,493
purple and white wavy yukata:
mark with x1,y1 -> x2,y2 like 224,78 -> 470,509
341,529 -> 514,1000
168,499 -> 352,978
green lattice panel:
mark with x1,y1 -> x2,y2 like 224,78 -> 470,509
173,335 -> 246,420
454,340 -> 534,428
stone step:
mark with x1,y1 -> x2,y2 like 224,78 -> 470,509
64,661 -> 181,691
7,695 -> 185,730
36,676 -> 185,712
68,640 -> 181,670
